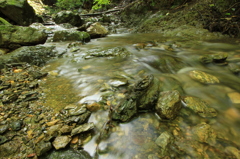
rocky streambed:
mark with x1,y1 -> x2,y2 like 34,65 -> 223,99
0,13 -> 240,159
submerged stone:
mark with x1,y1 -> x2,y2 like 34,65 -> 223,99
155,90 -> 182,120
192,122 -> 216,145
183,96 -> 217,118
155,131 -> 172,149
189,70 -> 220,84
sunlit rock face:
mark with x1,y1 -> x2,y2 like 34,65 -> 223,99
0,0 -> 43,26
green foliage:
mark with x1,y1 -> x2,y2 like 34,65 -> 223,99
54,0 -> 111,11
92,0 -> 110,10
55,0 -> 85,10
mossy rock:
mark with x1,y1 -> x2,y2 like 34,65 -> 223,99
52,30 -> 90,42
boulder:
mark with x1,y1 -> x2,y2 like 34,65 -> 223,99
189,70 -> 220,84
86,22 -> 108,38
0,45 -> 57,69
0,25 -> 48,49
0,0 -> 43,26
53,11 -> 83,26
52,30 -> 90,42
182,96 -> 217,118
155,90 -> 182,120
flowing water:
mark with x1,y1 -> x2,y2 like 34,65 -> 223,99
41,33 -> 240,159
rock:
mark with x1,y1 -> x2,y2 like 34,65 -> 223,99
112,98 -> 138,122
182,96 -> 217,118
45,124 -> 62,141
155,90 -> 182,120
192,122 -> 216,145
52,135 -> 72,150
40,148 -> 92,159
212,52 -> 228,63
35,141 -> 52,156
0,0 -> 43,26
60,125 -> 72,134
83,47 -> 131,59
0,124 -> 8,134
227,92 -> 240,104
85,102 -> 101,112
66,111 -> 91,124
10,120 -> 23,131
65,105 -> 87,116
155,131 -> 172,149
52,30 -> 90,42
199,55 -> 213,64
189,70 -> 220,84
0,25 -> 47,49
137,76 -> 160,110
53,11 -> 83,26
0,45 -> 56,69
71,122 -> 94,136
228,63 -> 240,74
86,22 -> 108,38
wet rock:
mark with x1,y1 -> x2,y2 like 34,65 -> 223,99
137,76 -> 160,110
227,92 -> 240,104
45,124 -> 62,141
112,98 -> 138,122
0,124 -> 8,134
66,111 -> 91,124
212,52 -> 228,63
52,30 -> 90,42
155,131 -> 172,150
60,125 -> 72,134
0,0 -> 43,26
86,22 -> 108,38
0,45 -> 56,68
65,104 -> 87,116
182,96 -> 217,118
0,25 -> 47,49
53,11 -> 83,26
228,63 -> 240,74
155,90 -> 182,120
10,120 -> 23,131
85,102 -> 101,112
84,47 -> 131,59
71,122 -> 94,136
192,122 -> 216,145
35,141 -> 52,156
52,135 -> 72,150
189,70 -> 220,84
199,55 -> 213,64
40,148 -> 92,159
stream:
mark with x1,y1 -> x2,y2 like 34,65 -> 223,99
41,32 -> 240,159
